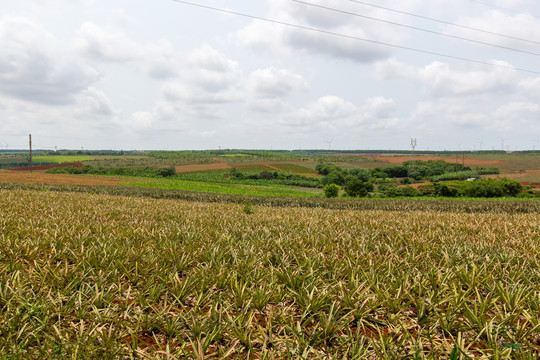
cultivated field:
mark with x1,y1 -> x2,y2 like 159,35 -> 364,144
0,189 -> 538,359
0,172 -> 142,186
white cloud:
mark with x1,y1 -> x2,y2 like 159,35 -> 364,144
376,58 -> 516,97
446,10 -> 540,48
3,0 -> 539,150
301,96 -> 358,121
130,111 -> 153,130
145,40 -> 180,79
163,45 -> 243,107
493,102 -> 540,131
496,0 -> 535,11
248,98 -> 288,114
248,67 -> 308,99
268,95 -> 399,135
0,17 -> 99,104
76,22 -> 143,62
236,0 -> 410,62
76,87 -> 114,117
519,77 -> 540,98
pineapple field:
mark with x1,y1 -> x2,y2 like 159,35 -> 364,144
0,188 -> 538,359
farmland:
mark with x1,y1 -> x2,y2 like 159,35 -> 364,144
32,155 -> 95,164
0,150 -> 539,358
0,189 -> 539,359
122,179 -> 320,198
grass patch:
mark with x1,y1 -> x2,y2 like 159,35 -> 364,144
33,155 -> 94,163
272,163 -> 319,174
122,179 -> 321,197
218,154 -> 255,158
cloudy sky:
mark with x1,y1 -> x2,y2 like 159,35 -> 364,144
1,0 -> 540,151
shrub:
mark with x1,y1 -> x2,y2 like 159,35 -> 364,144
459,178 -> 522,198
433,183 -> 459,197
258,171 -> 274,180
158,166 -> 176,177
400,177 -> 412,185
344,179 -> 373,197
320,171 -> 346,187
377,183 -> 400,197
323,184 -> 340,198
400,186 -> 421,197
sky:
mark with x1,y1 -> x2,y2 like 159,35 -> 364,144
1,0 -> 540,151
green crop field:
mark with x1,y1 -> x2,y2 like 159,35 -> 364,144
0,188 -> 538,358
122,179 -> 321,198
33,155 -> 95,163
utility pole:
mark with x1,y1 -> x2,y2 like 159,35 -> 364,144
29,134 -> 32,173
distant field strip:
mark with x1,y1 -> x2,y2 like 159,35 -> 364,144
122,179 -> 321,198
372,155 -> 503,166
1,182 -> 539,213
173,162 -> 231,173
0,172 -> 141,186
33,155 -> 95,163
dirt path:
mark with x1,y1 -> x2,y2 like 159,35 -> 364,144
212,157 -> 232,168
258,162 -> 282,171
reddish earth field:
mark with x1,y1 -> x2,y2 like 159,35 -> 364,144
0,172 -> 140,186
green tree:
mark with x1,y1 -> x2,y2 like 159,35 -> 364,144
321,171 -> 346,186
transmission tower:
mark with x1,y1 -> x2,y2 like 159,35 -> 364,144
409,138 -> 417,177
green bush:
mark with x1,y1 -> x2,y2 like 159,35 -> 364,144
323,184 -> 340,198
158,166 -> 176,177
459,178 -> 523,198
320,171 -> 346,187
433,183 -> 459,197
400,186 -> 421,197
344,179 -> 373,197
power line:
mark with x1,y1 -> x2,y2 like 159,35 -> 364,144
346,0 -> 540,46
170,0 -> 540,75
469,0 -> 540,19
292,0 -> 540,57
